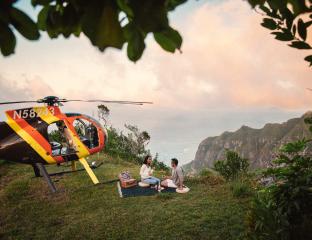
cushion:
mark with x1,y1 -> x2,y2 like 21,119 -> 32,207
176,187 -> 190,194
138,181 -> 150,187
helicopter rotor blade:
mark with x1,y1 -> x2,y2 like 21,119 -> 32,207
61,100 -> 153,105
0,100 -> 39,105
0,97 -> 153,106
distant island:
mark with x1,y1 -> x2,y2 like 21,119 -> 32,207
185,112 -> 312,172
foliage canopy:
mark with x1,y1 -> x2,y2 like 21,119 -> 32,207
1,0 -> 311,65
0,0 -> 185,61
248,0 -> 312,66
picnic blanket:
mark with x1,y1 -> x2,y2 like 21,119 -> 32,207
117,182 -> 176,198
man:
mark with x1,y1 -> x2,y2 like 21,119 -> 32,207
56,121 -> 77,152
161,158 -> 184,190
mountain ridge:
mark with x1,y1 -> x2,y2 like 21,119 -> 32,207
187,112 -> 312,172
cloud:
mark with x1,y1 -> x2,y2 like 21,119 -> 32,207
144,0 -> 312,109
0,74 -> 55,119
0,74 -> 55,101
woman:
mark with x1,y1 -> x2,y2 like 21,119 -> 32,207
140,155 -> 161,191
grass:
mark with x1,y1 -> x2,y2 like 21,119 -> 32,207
229,180 -> 253,198
0,154 -> 251,240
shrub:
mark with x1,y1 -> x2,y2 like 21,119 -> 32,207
199,168 -> 215,177
214,150 -> 249,181
245,190 -> 285,240
246,139 -> 312,240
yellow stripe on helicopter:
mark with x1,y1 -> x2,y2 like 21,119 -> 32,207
5,113 -> 56,164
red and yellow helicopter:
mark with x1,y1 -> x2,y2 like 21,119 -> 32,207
0,96 -> 151,192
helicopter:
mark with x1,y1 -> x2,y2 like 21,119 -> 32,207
0,96 -> 152,193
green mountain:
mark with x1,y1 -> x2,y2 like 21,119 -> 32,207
187,112 -> 312,172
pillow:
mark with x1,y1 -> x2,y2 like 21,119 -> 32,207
176,187 -> 190,194
139,181 -> 150,187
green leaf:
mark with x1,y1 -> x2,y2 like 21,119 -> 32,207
0,24 -> 16,56
81,0 -> 125,50
289,41 -> 311,49
259,5 -> 271,15
267,0 -> 287,10
261,18 -> 277,30
0,6 -> 11,24
61,4 -> 81,38
124,23 -> 145,62
305,21 -> 312,28
292,24 -> 296,35
46,7 -> 62,38
304,55 -> 312,67
271,31 -> 293,41
288,0 -> 309,16
280,7 -> 294,30
297,19 -> 307,41
37,6 -> 49,31
130,0 -> 168,32
9,7 -> 40,40
154,27 -> 182,53
247,0 -> 265,8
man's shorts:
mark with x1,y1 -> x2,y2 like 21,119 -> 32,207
164,179 -> 177,188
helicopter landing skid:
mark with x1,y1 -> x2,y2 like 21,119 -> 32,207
35,163 -> 57,193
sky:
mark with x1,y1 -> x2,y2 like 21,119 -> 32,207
0,0 -> 311,165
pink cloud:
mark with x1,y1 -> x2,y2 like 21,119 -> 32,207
144,0 -> 312,109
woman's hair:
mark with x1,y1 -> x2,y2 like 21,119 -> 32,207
143,155 -> 152,165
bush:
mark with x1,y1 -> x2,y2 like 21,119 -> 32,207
246,139 -> 312,240
199,168 -> 215,177
104,126 -> 169,171
214,150 -> 249,181
245,191 -> 285,240
152,153 -> 170,172
230,180 -> 252,198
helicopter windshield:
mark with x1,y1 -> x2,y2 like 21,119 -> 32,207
73,118 -> 99,149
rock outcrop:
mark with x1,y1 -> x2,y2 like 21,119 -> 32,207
188,112 -> 312,171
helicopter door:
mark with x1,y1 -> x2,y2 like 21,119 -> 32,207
73,119 -> 99,150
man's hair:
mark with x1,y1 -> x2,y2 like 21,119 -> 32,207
171,158 -> 178,166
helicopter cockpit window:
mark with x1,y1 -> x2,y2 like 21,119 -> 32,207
73,119 -> 99,149
47,120 -> 75,156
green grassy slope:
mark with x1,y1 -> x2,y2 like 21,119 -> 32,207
0,155 -> 250,240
